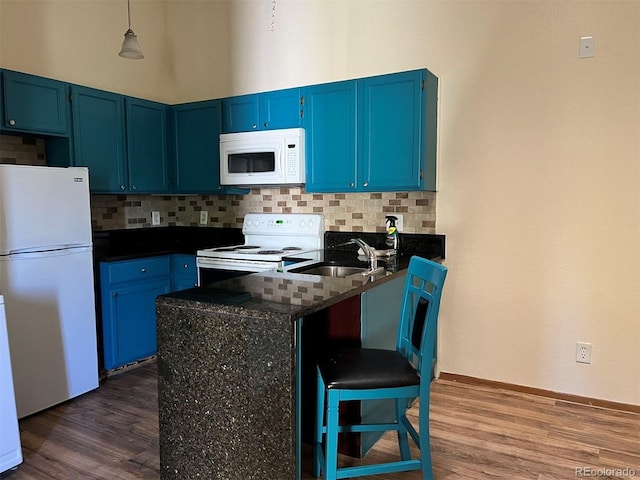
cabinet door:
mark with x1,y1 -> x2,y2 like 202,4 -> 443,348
71,86 -> 127,193
169,100 -> 223,194
360,70 -> 424,191
302,81 -> 357,193
126,97 -> 169,193
2,70 -> 69,136
259,88 -> 301,130
171,254 -> 198,291
221,94 -> 259,133
102,278 -> 171,369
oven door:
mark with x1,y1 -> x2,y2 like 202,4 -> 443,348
196,257 -> 282,286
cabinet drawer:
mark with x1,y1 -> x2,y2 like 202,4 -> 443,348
172,254 -> 196,274
103,256 -> 171,284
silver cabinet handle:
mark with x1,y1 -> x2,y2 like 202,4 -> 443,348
252,124 -> 257,129
141,268 -> 146,273
183,264 -> 189,269
363,182 -> 368,187
120,185 -> 126,190
132,185 -> 137,190
349,182 -> 355,188
9,119 -> 16,126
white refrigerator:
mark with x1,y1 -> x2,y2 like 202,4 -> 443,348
0,165 -> 99,418
0,294 -> 22,473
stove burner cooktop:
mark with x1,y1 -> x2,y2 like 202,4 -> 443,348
258,250 -> 284,255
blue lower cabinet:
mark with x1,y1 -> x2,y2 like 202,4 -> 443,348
100,256 -> 172,370
100,254 -> 198,370
171,254 -> 198,291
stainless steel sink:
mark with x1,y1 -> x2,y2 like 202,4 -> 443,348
295,265 -> 367,277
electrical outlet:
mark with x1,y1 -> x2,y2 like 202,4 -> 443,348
385,214 -> 403,232
576,342 -> 592,364
199,210 -> 208,225
151,211 -> 160,226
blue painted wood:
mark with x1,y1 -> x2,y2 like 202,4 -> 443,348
169,100 -> 225,194
222,93 -> 259,132
302,80 -> 357,193
305,69 -> 437,193
222,88 -> 301,133
71,85 -> 127,193
2,69 -> 69,136
100,256 -> 172,370
126,97 -> 169,193
259,87 -> 301,130
423,70 -> 439,192
171,254 -> 198,291
360,70 -> 424,191
314,257 -> 447,480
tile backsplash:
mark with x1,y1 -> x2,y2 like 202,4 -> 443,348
1,134 -> 437,233
0,135 -> 46,165
90,190 -> 436,233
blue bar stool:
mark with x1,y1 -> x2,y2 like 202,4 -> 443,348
313,256 -> 447,480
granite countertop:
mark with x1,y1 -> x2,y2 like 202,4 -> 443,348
159,231 -> 445,319
160,250 -> 434,321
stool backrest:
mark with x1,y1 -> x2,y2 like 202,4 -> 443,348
396,256 -> 448,379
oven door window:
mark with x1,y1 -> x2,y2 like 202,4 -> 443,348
228,152 -> 276,173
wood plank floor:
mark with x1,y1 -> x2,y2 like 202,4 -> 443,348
3,362 -> 638,479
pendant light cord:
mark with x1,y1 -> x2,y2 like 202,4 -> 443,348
127,0 -> 132,29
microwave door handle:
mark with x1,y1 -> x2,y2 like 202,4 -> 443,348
278,145 -> 286,180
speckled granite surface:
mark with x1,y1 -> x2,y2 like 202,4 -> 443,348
157,297 -> 297,479
156,268 -> 402,479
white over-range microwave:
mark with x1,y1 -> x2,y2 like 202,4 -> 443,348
219,127 -> 305,187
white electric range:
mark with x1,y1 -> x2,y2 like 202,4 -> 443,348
196,213 -> 324,285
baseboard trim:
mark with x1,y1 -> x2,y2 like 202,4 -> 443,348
438,372 -> 640,414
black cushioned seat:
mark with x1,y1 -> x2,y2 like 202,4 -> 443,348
318,349 -> 420,390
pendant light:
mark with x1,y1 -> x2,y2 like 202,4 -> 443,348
119,0 -> 144,59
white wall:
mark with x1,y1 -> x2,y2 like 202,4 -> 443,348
1,0 -> 638,405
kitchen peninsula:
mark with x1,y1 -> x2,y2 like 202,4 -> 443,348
156,234 -> 444,480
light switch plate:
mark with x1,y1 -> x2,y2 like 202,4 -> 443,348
200,210 -> 209,225
579,36 -> 594,59
151,211 -> 160,226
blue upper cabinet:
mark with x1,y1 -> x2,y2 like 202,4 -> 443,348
360,70 -> 425,191
302,81 -> 357,192
2,70 -> 70,136
125,97 -> 169,193
71,86 -> 127,192
72,86 -> 168,193
222,87 -> 301,133
305,69 -> 438,193
168,100 -> 224,194
258,88 -> 301,130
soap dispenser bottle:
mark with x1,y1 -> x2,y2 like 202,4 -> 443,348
385,215 -> 400,254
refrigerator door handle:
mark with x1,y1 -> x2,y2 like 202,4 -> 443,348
6,244 -> 92,255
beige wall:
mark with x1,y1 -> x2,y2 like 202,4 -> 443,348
1,0 -> 638,405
